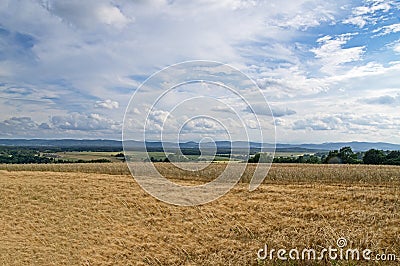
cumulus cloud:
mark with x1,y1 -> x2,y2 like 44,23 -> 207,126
2,117 -> 38,130
147,110 -> 170,125
42,0 -> 133,30
51,113 -> 120,131
1,0 -> 400,142
292,113 -> 400,132
271,107 -> 297,117
244,103 -> 288,117
95,99 -> 119,109
39,122 -> 51,129
182,118 -> 221,132
145,109 -> 173,132
362,95 -> 399,105
96,5 -> 132,28
293,116 -> 341,131
0,114 -> 121,138
0,117 -> 50,137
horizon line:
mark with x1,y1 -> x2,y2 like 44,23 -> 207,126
0,138 -> 399,146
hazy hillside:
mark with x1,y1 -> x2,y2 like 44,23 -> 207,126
0,139 -> 399,152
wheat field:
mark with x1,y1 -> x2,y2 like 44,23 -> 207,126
0,163 -> 399,265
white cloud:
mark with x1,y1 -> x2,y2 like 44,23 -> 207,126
270,4 -> 336,30
343,0 -> 393,28
198,0 -> 259,10
95,99 -> 119,109
183,118 -> 220,132
293,116 -> 341,131
373,23 -> 400,36
0,117 -> 43,137
245,103 -> 295,117
211,106 -> 235,114
342,16 -> 367,28
145,109 -> 173,132
292,113 -> 400,132
1,0 -> 400,143
256,64 -> 332,99
326,61 -> 400,82
271,107 -> 297,117
96,5 -> 132,29
51,113 -> 120,131
394,42 -> 400,53
311,34 -> 365,74
42,0 -> 133,30
353,1 -> 391,16
362,94 -> 399,105
0,113 -> 120,138
147,110 -> 170,125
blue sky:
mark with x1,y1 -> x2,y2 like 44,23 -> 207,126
0,0 -> 399,143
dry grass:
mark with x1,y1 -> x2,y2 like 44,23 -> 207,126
0,164 -> 399,265
1,163 -> 399,185
0,163 -> 130,176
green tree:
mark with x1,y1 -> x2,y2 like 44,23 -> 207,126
324,147 -> 358,164
385,150 -> 400,165
363,149 -> 386,165
306,155 -> 321,164
248,153 -> 260,163
386,150 -> 400,159
248,153 -> 273,163
338,146 -> 358,164
324,150 -> 341,164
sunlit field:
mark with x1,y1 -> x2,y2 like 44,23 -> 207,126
0,163 -> 399,265
1,162 -> 399,185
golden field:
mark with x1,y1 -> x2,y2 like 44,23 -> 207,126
0,163 -> 399,265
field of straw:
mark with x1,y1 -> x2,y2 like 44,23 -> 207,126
0,163 -> 399,265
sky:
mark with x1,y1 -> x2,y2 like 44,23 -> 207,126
0,0 -> 400,143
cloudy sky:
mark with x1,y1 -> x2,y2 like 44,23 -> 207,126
0,0 -> 399,143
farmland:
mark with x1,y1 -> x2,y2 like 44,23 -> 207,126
53,151 -> 124,163
0,163 -> 399,265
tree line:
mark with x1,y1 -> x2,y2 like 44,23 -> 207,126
2,146 -> 399,165
251,146 -> 400,165
0,148 -> 111,164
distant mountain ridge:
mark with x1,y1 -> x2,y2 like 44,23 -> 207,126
276,141 -> 400,152
0,139 -> 399,152
0,139 -> 122,148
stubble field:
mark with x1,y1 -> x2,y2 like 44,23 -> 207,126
0,163 -> 399,265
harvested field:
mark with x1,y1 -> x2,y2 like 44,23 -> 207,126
1,163 -> 399,185
0,164 -> 399,265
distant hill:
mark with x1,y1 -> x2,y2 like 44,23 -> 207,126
0,139 -> 123,152
276,142 -> 400,152
0,139 -> 399,152
0,139 -> 122,148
